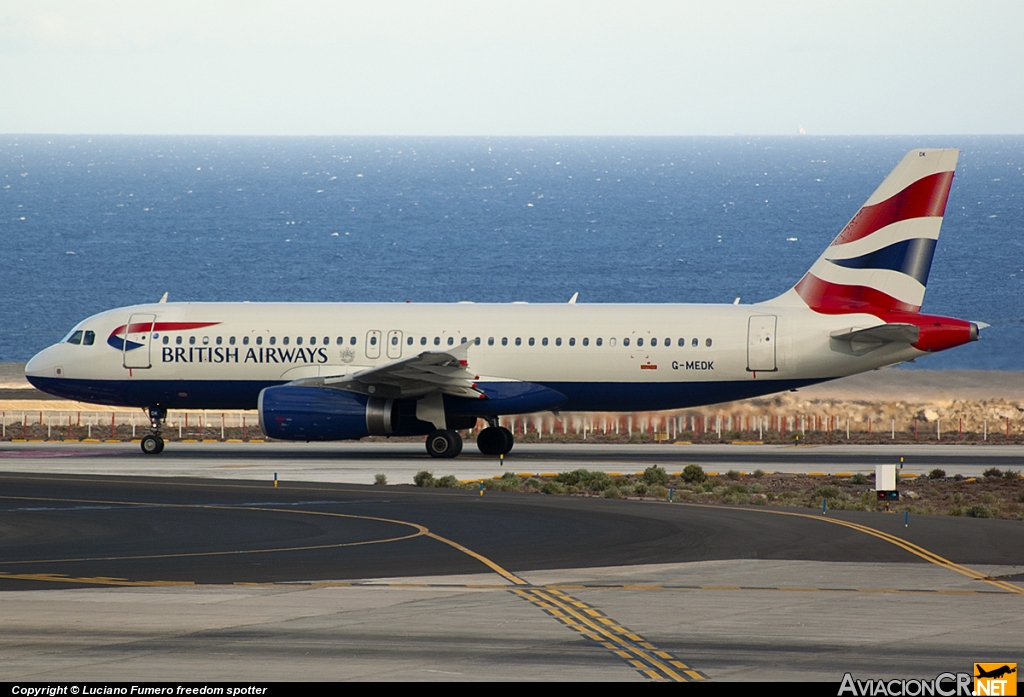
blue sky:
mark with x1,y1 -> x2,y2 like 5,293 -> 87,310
1,1 -> 1021,135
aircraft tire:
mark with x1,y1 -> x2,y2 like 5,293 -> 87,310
497,426 -> 514,455
141,434 -> 164,455
476,427 -> 506,455
426,430 -> 462,458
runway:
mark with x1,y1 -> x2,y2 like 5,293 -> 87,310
2,440 -> 1024,485
1,463 -> 1022,681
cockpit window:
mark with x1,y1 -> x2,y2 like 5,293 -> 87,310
82,331 -> 95,346
67,330 -> 83,345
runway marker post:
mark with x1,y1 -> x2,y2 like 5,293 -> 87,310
822,498 -> 827,515
274,472 -> 278,488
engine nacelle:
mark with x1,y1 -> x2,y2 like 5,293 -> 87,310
258,385 -> 397,441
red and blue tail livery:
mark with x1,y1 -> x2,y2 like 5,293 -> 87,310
27,149 -> 982,458
787,149 -> 958,314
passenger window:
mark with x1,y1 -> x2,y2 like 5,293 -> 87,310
692,338 -> 698,347
270,337 -> 276,345
623,338 -> 630,347
309,337 -> 316,345
502,337 -> 508,346
421,336 -> 427,345
369,336 -> 376,346
283,337 -> 290,345
488,337 -> 494,346
609,338 -> 617,347
243,336 -> 249,345
706,338 -> 713,347
216,336 -> 222,345
664,338 -> 669,346
256,336 -> 263,346
82,331 -> 95,345
678,338 -> 684,347
569,338 -> 576,346
391,336 -> 398,346
407,336 -> 414,345
162,336 -> 169,345
637,338 -> 644,347
515,338 -> 522,346
230,336 -> 236,345
68,330 -> 83,345
460,337 -> 467,344
322,337 -> 328,345
448,337 -> 455,346
582,338 -> 589,346
542,337 -> 548,346
556,337 -> 562,346
202,336 -> 210,345
474,337 -> 481,345
189,336 -> 196,345
350,336 -> 357,345
434,337 -> 440,346
596,338 -> 602,346
528,338 -> 535,346
295,337 -> 302,345
336,337 -> 343,345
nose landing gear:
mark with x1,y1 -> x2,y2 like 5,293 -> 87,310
141,406 -> 167,455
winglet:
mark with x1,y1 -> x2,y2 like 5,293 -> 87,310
568,292 -> 579,305
158,292 -> 169,304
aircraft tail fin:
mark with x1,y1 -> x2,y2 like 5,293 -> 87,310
771,148 -> 959,314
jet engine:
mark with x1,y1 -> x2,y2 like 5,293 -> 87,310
258,385 -> 397,441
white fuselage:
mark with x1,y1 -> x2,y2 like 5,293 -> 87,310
25,300 -> 920,413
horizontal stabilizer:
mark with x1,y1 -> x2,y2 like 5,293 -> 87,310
830,323 -> 920,344
830,323 -> 919,355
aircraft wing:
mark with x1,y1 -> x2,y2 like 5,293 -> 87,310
290,342 -> 484,400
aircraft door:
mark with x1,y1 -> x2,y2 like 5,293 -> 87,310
747,315 -> 777,372
123,313 -> 156,369
365,330 -> 382,359
386,330 -> 403,359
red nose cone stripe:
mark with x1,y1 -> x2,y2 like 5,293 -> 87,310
795,273 -> 921,314
831,171 -> 954,247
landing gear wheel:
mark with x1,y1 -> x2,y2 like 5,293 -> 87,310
426,430 -> 463,458
477,426 -> 514,455
141,434 -> 164,455
497,426 -> 514,455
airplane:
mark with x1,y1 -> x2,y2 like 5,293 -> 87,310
25,148 -> 980,459
975,665 -> 1016,680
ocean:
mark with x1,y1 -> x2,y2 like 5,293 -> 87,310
2,135 -> 1021,368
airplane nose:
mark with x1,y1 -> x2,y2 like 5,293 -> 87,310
25,345 -> 59,383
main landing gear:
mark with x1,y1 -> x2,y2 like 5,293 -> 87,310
476,422 -> 514,456
426,429 -> 463,458
141,406 -> 167,455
